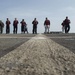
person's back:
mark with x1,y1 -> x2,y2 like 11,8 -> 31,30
6,18 -> 11,25
13,18 -> 18,26
64,16 -> 71,33
64,18 -> 70,26
0,20 -> 4,34
32,18 -> 38,26
44,17 -> 50,34
44,19 -> 50,25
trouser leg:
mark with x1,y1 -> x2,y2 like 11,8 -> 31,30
65,26 -> 67,33
45,26 -> 47,33
13,26 -> 15,34
26,27 -> 28,34
35,25 -> 37,34
35,27 -> 37,34
67,25 -> 70,33
48,25 -> 50,33
16,26 -> 17,34
33,25 -> 35,34
8,26 -> 10,33
33,28 -> 34,34
9,27 -> 10,33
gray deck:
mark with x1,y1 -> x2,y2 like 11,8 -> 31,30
0,33 -> 75,75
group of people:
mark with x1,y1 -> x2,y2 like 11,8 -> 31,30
0,16 -> 71,34
6,18 -> 28,34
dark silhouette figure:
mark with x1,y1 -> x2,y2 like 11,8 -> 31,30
44,17 -> 50,33
0,20 -> 4,34
6,18 -> 11,34
32,18 -> 38,34
64,16 -> 71,33
20,19 -> 28,34
13,18 -> 19,34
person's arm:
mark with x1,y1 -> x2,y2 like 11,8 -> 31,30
25,22 -> 27,25
37,21 -> 38,24
32,21 -> 34,24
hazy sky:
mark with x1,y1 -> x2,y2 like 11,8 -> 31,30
0,0 -> 75,33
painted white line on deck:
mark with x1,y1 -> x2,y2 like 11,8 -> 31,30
32,37 -> 47,39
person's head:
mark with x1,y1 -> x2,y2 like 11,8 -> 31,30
15,18 -> 17,20
7,18 -> 9,20
66,16 -> 68,19
22,19 -> 24,21
46,17 -> 48,20
34,18 -> 36,21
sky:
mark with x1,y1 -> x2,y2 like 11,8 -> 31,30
0,0 -> 75,33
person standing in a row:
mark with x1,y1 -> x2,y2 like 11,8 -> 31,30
44,17 -> 50,33
13,18 -> 19,34
32,18 -> 38,34
6,18 -> 11,34
20,19 -> 28,33
63,16 -> 71,33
